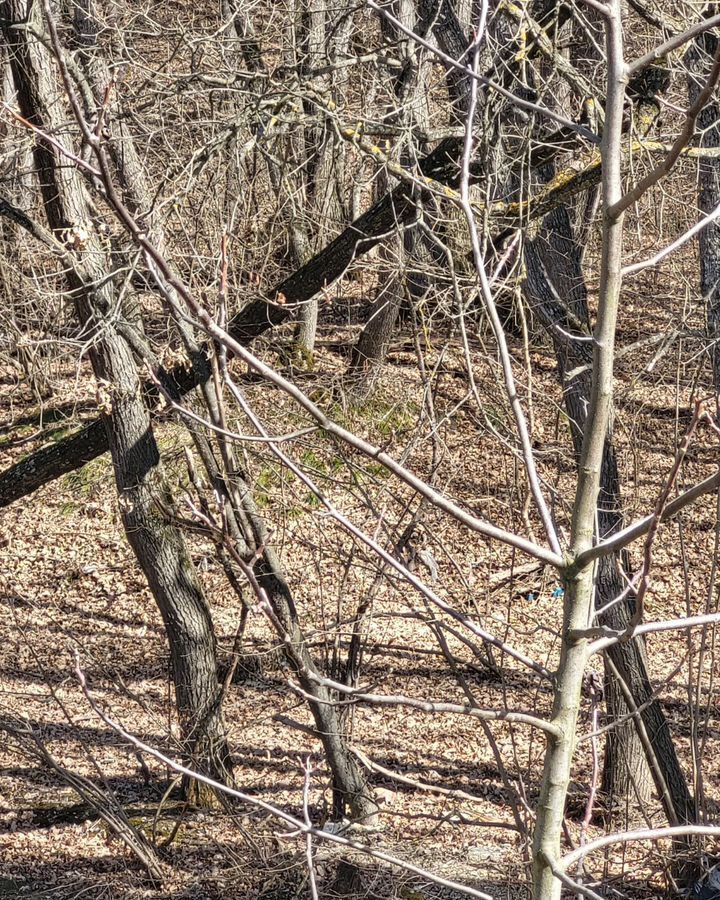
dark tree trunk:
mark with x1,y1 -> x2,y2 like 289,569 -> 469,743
2,0 -> 231,799
521,206 -> 650,810
256,558 -> 376,821
514,3 -> 693,820
349,265 -> 406,389
347,0 -> 441,394
524,204 -> 694,824
688,28 -> 720,390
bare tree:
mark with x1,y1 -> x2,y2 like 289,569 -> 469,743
5,2 -> 720,898
2,0 -> 232,799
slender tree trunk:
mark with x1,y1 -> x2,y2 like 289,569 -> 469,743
216,1 -> 376,821
523,210 -> 652,812
347,0 -> 432,394
227,0 -> 351,362
290,0 -> 323,358
256,557 -> 377,821
532,10 -> 628,891
2,0 -> 231,799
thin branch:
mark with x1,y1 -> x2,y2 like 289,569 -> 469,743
365,0 -> 599,144
0,193 -> 80,270
602,403 -> 702,643
562,825 -> 720,870
623,198 -> 720,276
2,101 -> 101,176
576,468 -> 720,566
612,35 -> 720,216
457,29 -> 562,556
586,611 -> 720,654
297,672 -> 561,736
626,13 -> 720,76
351,747 -> 517,814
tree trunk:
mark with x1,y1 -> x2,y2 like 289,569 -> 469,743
349,264 -> 405,391
516,1 -> 692,821
217,1 -> 376,821
524,204 -> 694,825
688,27 -> 720,389
256,558 -> 377,822
597,563 -> 653,809
289,0 -> 323,359
2,0 -> 231,798
347,0 -> 433,394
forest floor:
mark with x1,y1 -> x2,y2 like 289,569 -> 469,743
2,294 -> 720,899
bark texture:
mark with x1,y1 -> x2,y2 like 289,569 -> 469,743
3,0 -> 231,795
348,0 -> 433,392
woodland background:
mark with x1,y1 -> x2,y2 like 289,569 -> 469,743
2,0 -> 720,898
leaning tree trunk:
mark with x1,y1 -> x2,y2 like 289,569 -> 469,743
206,1 -> 377,822
347,0 -> 435,395
2,0 -> 231,800
175,363 -> 378,821
0,134 -> 472,509
524,203 -> 694,825
255,555 -> 377,822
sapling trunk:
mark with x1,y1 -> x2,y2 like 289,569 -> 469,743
531,5 -> 626,895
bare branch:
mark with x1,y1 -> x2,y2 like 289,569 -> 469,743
627,13 -> 720,77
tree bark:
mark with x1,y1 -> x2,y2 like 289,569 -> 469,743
2,0 -> 231,798
347,0 -> 432,394
688,26 -> 720,389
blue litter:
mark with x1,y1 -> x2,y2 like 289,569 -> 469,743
552,587 -> 564,599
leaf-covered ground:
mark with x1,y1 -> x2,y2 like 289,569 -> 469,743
2,289 -> 720,898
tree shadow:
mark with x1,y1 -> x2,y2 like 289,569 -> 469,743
0,855 -> 158,899
0,590 -> 164,637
